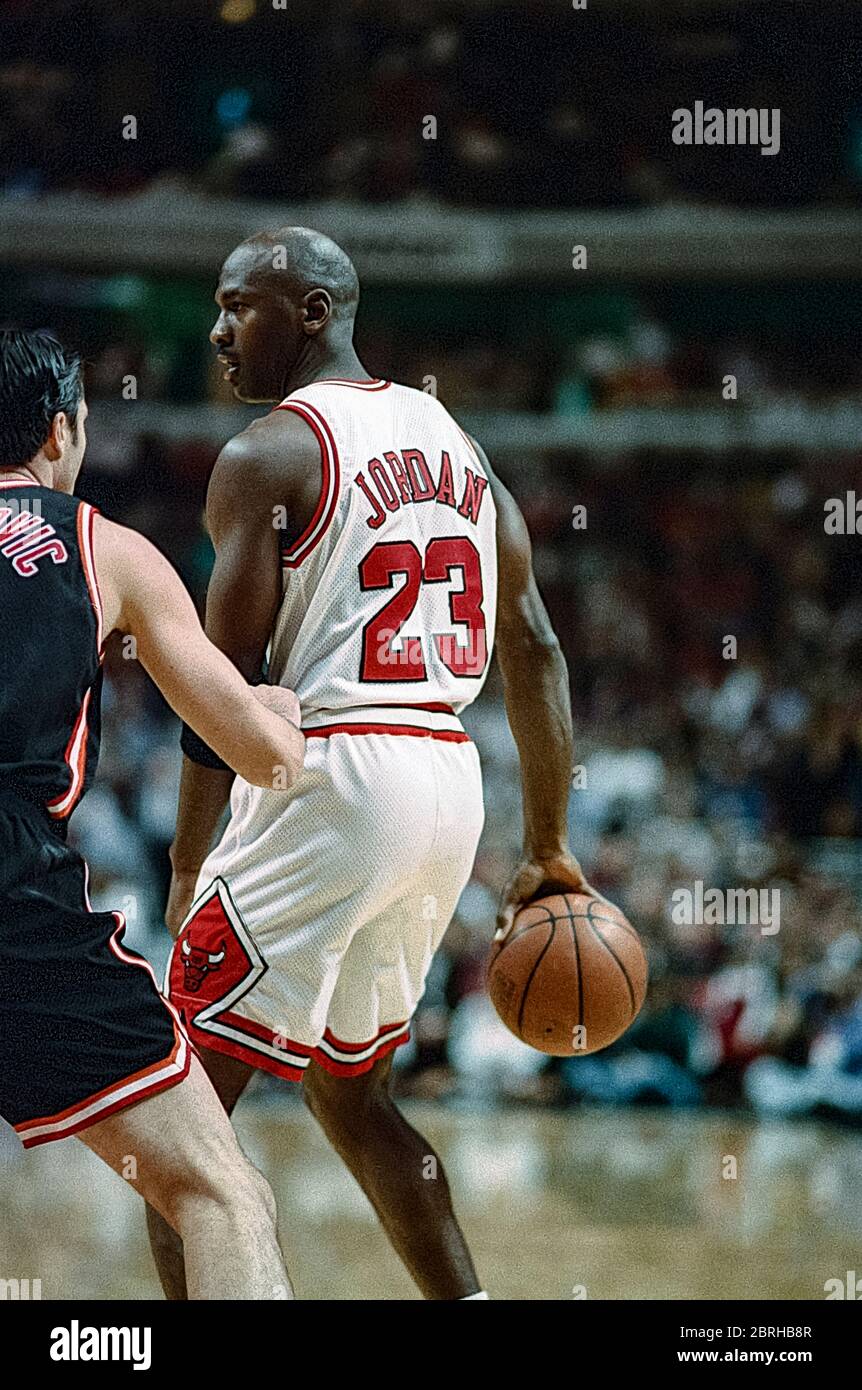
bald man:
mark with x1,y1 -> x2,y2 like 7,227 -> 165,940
148,227 -> 596,1300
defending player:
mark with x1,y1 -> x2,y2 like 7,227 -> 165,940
0,329 -> 305,1298
147,227 -> 595,1301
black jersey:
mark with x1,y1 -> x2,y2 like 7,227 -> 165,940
0,480 -> 187,1147
0,480 -> 103,824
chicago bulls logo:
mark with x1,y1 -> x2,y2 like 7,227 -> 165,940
180,936 -> 226,993
166,877 -> 274,1064
167,877 -> 266,1027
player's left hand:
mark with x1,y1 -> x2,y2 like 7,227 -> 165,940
251,682 -> 301,729
165,869 -> 199,940
494,851 -> 613,944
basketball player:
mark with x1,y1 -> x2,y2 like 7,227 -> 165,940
0,328 -> 306,1299
147,227 -> 596,1302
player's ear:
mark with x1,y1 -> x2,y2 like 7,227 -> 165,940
42,412 -> 67,461
301,288 -> 331,335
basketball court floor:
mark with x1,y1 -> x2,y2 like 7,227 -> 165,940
2,1093 -> 860,1299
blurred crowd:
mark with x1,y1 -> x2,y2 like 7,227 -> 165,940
73,434 -> 862,1124
65,306 -> 862,414
1,0 -> 860,210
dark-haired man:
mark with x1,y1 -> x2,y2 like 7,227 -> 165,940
0,328 -> 305,1299
147,227 -> 595,1300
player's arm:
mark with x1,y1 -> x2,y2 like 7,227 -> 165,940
92,513 -> 305,790
469,440 -> 604,938
166,415 -> 319,931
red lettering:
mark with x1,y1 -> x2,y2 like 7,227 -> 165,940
13,538 -> 68,577
0,508 -> 41,545
0,506 -> 66,575
1,523 -> 53,557
435,452 -> 457,508
457,467 -> 488,524
358,540 -> 426,681
355,471 -> 388,529
424,536 -> 487,677
383,451 -> 413,505
402,449 -> 435,502
368,458 -> 399,513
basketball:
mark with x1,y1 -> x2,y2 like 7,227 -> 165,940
487,893 -> 648,1056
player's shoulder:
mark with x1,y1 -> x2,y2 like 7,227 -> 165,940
219,408 -> 320,469
384,379 -> 488,444
92,510 -> 169,576
91,511 -> 180,636
382,383 -> 498,489
208,409 -> 320,508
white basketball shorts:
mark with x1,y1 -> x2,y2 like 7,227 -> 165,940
165,707 -> 484,1080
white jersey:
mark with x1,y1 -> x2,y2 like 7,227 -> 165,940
267,377 -> 497,724
167,377 -> 493,1073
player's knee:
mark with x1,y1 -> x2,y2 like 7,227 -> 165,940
174,1166 -> 273,1236
151,1136 -> 274,1234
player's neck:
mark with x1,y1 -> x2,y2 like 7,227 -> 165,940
1,462 -> 51,488
286,349 -> 372,394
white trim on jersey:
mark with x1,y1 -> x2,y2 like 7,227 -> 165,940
274,399 -> 341,569
199,1016 -> 312,1071
301,704 -> 464,735
310,378 -> 391,391
77,501 -> 104,654
162,877 -> 310,1061
168,877 -> 314,1072
46,686 -> 92,819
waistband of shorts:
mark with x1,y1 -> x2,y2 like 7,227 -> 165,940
300,703 -> 471,743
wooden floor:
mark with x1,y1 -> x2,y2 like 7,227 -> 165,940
2,1095 -> 860,1299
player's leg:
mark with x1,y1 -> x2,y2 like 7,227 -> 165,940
82,1051 -> 287,1300
301,735 -> 487,1298
145,1045 -> 254,1300
303,1050 -> 481,1299
151,743 -> 400,1298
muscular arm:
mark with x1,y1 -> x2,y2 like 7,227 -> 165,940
93,515 -> 304,789
169,413 -> 320,881
470,440 -> 598,934
491,474 -> 574,860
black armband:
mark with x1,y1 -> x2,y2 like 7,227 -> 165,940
180,722 -> 231,772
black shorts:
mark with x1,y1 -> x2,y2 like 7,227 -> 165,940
0,789 -> 191,1148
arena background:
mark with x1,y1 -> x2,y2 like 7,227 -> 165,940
1,0 -> 862,1301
